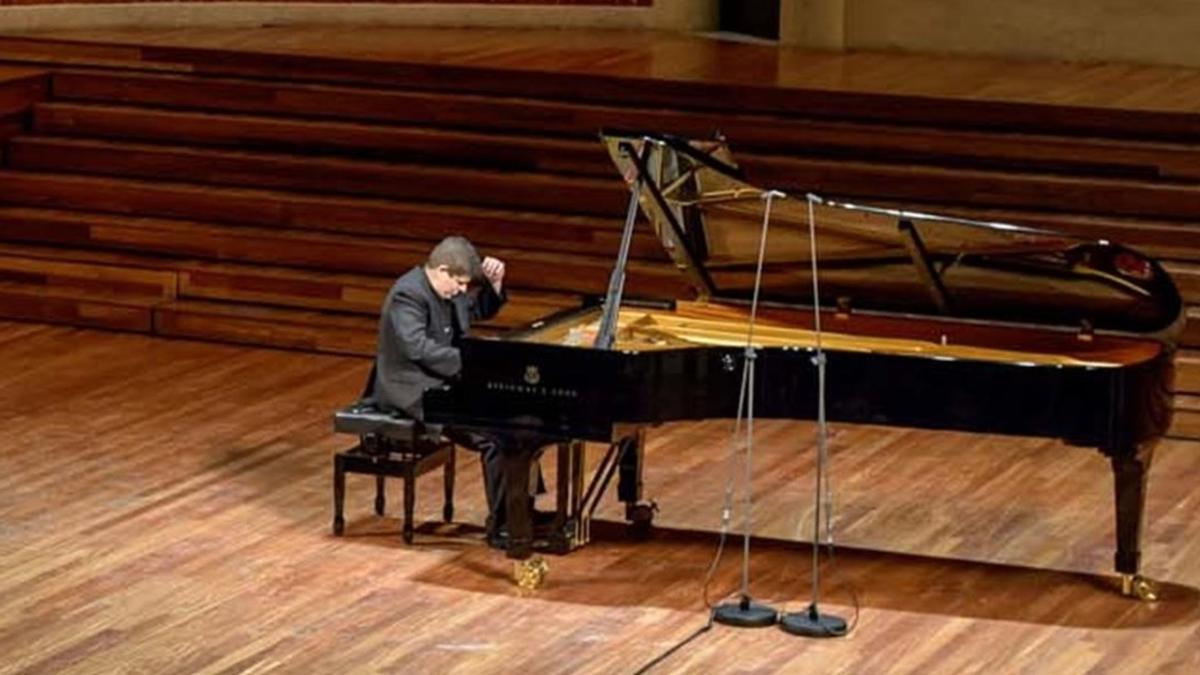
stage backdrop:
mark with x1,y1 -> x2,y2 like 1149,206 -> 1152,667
0,1 -> 728,34
783,0 -> 1200,69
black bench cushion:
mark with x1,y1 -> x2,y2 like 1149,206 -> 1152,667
333,403 -> 444,442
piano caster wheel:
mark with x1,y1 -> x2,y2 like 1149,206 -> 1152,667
1121,574 -> 1159,601
513,556 -> 549,591
333,517 -> 344,536
626,501 -> 657,540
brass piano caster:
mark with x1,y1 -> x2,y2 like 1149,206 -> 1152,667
1121,574 -> 1159,602
513,556 -> 549,591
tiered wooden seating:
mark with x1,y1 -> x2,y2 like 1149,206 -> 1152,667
154,300 -> 378,355
1,29 -> 1200,433
0,173 -> 664,258
0,244 -> 175,332
0,207 -> 687,297
32,103 -> 615,177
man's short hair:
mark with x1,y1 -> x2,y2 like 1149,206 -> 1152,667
425,236 -> 481,279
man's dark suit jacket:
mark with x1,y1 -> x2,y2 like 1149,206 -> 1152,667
373,265 -> 505,419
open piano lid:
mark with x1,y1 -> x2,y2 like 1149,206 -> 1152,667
601,131 -> 1183,338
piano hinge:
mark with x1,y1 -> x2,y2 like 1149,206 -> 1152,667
1077,319 -> 1095,342
835,296 -> 852,320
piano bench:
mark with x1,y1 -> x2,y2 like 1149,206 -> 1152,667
332,405 -> 456,544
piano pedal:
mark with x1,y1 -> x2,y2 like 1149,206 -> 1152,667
514,556 -> 549,591
1121,574 -> 1159,602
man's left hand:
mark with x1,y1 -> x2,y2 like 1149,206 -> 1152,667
481,256 -> 505,294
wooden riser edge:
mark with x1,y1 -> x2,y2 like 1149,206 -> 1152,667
0,293 -> 377,356
0,242 -> 588,325
1168,393 -> 1200,439
33,100 -> 1200,185
25,46 -> 1200,141
153,301 -> 377,357
19,135 -> 1200,223
0,290 -> 155,333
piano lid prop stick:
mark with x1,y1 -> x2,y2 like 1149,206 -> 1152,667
712,189 -> 785,628
594,138 -> 654,350
779,193 -> 849,638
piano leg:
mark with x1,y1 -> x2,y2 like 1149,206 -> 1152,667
503,447 -> 535,560
1111,442 -> 1158,601
618,429 -> 656,537
503,446 -> 553,590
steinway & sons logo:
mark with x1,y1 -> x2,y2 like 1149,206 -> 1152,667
524,365 -> 541,385
484,363 -> 579,398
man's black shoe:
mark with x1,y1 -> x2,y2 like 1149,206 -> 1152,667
486,528 -> 508,550
485,511 -> 568,550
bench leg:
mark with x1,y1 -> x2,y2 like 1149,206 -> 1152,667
333,454 -> 346,536
374,474 -> 387,516
443,446 -> 456,523
403,463 -> 417,544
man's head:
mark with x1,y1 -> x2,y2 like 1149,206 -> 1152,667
424,236 -> 481,299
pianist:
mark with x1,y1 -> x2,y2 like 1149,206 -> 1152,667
371,235 -> 544,547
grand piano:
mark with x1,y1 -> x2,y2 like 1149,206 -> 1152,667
425,131 -> 1182,598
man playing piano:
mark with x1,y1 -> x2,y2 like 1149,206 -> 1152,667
372,235 -> 545,548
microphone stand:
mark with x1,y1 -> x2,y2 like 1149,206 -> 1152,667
712,189 -> 784,628
780,193 -> 847,638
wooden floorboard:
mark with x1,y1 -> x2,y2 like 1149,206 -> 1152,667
0,321 -> 1198,673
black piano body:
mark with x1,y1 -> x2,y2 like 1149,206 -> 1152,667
425,131 -> 1181,598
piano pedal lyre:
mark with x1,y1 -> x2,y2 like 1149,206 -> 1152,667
514,555 -> 550,591
1121,574 -> 1159,601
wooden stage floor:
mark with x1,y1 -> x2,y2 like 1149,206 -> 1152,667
1,321 -> 1198,674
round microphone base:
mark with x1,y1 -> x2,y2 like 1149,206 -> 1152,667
779,607 -> 847,638
712,598 -> 778,628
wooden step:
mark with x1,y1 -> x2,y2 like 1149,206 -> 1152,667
0,241 -> 580,328
863,201 -> 1200,264
153,299 -> 377,356
0,249 -> 172,333
1182,307 -> 1200,348
740,121 -> 1200,182
17,133 -> 1200,227
0,284 -> 155,333
0,171 -> 665,260
176,260 -> 581,326
32,102 -> 614,177
52,69 -> 1200,170
0,251 -> 177,299
0,67 -> 45,146
0,206 -> 689,298
1161,262 -> 1200,306
0,240 -> 181,271
39,100 -> 1200,186
0,66 -> 47,116
1168,393 -> 1200,438
740,154 -> 1200,221
30,43 -> 1200,139
0,38 -> 183,72
6,136 -> 628,218
1175,349 -> 1200,394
